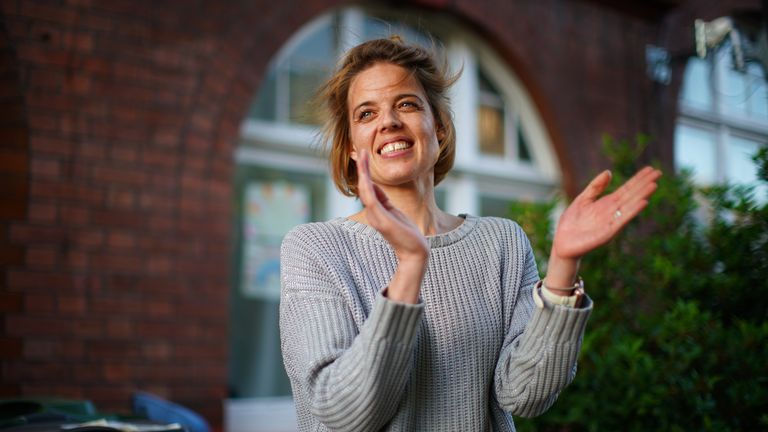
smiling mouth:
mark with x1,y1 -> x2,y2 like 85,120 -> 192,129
379,141 -> 413,155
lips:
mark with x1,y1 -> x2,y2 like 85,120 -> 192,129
378,139 -> 413,155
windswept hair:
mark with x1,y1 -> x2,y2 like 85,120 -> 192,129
317,35 -> 460,197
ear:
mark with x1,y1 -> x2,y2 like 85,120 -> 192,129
349,146 -> 358,162
436,124 -> 446,142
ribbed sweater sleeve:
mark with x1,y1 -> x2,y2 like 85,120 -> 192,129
279,226 -> 424,432
493,229 -> 593,417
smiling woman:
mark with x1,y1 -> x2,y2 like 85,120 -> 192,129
278,36 -> 662,431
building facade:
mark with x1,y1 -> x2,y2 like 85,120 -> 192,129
0,0 -> 763,427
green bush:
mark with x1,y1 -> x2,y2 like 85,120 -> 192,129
513,136 -> 768,431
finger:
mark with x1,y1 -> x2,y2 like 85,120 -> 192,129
615,168 -> 661,209
372,183 -> 394,211
576,170 -> 612,202
356,149 -> 379,208
614,167 -> 660,199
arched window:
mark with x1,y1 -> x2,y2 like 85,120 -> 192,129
228,6 -> 561,428
675,39 -> 768,192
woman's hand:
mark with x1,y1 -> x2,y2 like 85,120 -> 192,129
545,166 -> 662,288
356,149 -> 428,303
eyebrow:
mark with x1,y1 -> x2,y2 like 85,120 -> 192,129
351,93 -> 425,114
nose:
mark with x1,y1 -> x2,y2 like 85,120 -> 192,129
379,108 -> 402,131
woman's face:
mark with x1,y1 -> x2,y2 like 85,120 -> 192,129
347,62 -> 443,190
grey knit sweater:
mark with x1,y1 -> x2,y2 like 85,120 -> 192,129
279,215 -> 592,431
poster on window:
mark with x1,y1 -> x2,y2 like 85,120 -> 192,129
242,181 -> 310,300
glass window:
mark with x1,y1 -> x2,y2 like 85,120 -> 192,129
727,135 -> 763,184
476,67 -> 533,163
230,166 -> 326,398
680,57 -> 712,110
249,20 -> 336,125
674,124 -> 717,184
676,36 -> 767,188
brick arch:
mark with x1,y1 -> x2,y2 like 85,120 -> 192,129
0,13 -> 30,398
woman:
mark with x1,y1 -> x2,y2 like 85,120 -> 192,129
279,37 -> 661,431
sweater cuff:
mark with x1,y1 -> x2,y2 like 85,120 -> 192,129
365,290 -> 425,345
525,287 -> 592,345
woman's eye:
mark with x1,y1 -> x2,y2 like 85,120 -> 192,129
357,111 -> 373,121
399,101 -> 419,110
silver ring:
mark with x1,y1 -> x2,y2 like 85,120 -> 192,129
614,209 -> 622,219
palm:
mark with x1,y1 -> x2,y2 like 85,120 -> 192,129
553,167 -> 661,260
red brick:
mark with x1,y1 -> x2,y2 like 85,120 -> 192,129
89,253 -> 143,273
30,157 -> 61,178
59,205 -> 89,225
91,209 -> 145,229
90,341 -> 142,360
152,128 -> 180,148
108,146 -> 138,163
58,295 -> 86,314
72,228 -> 103,248
10,223 -> 68,244
24,339 -> 85,360
21,384 -> 83,399
27,69 -> 66,89
5,315 -> 72,337
141,149 -> 178,169
92,165 -> 147,187
142,341 -> 171,360
23,293 -> 55,312
27,202 -> 57,222
29,136 -> 74,156
25,246 -> 59,268
8,270 -> 79,292
185,134 -> 211,153
65,250 -> 89,270
19,2 -> 78,24
30,180 -> 105,205
105,318 -> 135,338
106,230 -> 135,249
146,255 -> 172,275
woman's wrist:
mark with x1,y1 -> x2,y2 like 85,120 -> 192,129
543,253 -> 580,296
386,253 -> 428,304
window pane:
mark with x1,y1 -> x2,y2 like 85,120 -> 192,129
288,68 -> 327,124
746,63 -> 768,119
478,69 -> 506,157
727,136 -> 762,184
517,121 -> 532,162
286,24 -> 335,125
250,67 -> 278,121
675,124 -> 717,184
722,63 -> 749,116
680,57 -> 712,110
478,104 -> 505,156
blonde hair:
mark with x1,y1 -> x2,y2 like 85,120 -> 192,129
318,36 -> 459,197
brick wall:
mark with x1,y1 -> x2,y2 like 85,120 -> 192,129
0,0 -> 759,428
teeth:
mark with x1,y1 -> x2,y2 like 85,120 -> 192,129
380,141 -> 411,155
